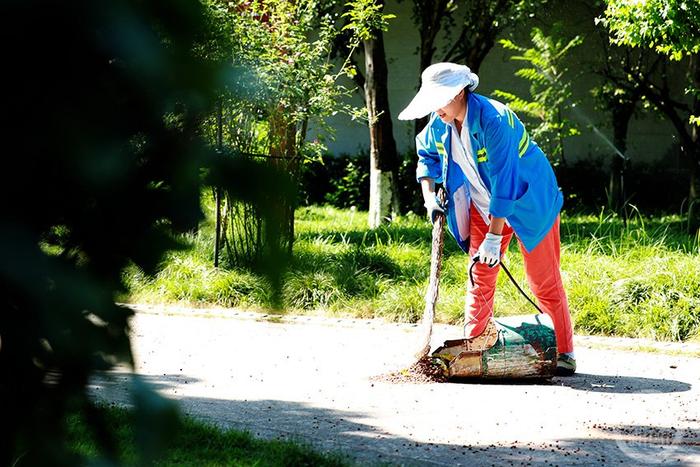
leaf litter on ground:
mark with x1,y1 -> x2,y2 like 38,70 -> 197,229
370,356 -> 447,384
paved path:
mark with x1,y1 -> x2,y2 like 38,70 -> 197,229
91,305 -> 700,466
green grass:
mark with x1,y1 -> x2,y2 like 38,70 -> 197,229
66,405 -> 347,466
124,196 -> 700,342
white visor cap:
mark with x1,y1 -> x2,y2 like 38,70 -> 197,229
398,62 -> 479,120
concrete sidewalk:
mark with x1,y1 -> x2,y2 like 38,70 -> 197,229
90,305 -> 700,466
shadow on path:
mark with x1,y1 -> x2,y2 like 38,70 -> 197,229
418,373 -> 691,395
91,372 -> 700,466
552,373 -> 692,394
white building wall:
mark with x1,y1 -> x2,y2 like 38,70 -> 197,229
318,0 -> 681,167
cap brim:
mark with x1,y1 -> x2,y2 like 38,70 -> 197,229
397,85 -> 462,121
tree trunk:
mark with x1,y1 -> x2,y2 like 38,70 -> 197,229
269,107 -> 297,254
464,35 -> 495,75
689,54 -> 700,234
364,30 -> 400,228
557,107 -> 567,167
215,100 -> 223,267
610,102 -> 634,215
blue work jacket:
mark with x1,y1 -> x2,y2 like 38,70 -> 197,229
415,92 -> 563,253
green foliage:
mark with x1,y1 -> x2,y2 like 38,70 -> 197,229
600,0 -> 700,126
342,0 -> 396,44
199,0 -> 361,272
591,74 -> 639,113
298,153 -> 370,209
299,151 -> 424,214
2,0 -> 298,464
209,0 -> 355,152
325,158 -> 370,208
493,27 -> 583,164
601,0 -> 700,60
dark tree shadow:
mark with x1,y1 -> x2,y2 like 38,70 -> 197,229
90,371 -> 700,466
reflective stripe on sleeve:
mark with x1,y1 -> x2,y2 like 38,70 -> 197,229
436,141 -> 447,157
518,130 -> 530,157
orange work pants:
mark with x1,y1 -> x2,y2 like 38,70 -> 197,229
465,203 -> 574,354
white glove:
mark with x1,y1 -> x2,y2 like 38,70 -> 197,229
424,193 -> 445,224
473,232 -> 502,268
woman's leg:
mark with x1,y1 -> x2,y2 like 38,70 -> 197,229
517,216 -> 574,354
464,203 -> 514,338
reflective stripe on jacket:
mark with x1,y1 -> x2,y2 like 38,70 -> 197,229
415,92 -> 563,252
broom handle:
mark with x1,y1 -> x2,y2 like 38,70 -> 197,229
414,187 -> 446,360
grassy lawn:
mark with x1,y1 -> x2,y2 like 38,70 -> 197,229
124,195 -> 700,342
67,405 -> 347,466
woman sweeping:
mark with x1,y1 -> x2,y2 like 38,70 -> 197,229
398,62 -> 576,375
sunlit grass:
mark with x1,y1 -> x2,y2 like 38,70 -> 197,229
124,196 -> 700,342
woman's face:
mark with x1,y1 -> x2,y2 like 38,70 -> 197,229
436,89 -> 466,124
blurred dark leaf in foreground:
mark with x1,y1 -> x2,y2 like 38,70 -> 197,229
1,0 -> 291,464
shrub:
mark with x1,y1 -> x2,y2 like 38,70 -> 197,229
556,155 -> 691,214
299,153 -> 369,209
